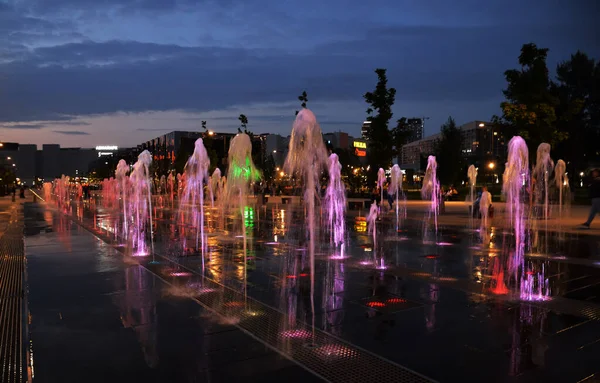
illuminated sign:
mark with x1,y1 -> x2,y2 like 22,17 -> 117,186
353,141 -> 366,149
355,148 -> 367,157
95,146 -> 118,151
98,152 -> 114,157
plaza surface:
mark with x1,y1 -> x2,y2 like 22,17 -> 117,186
6,194 -> 600,382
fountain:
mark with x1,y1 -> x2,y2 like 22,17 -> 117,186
210,168 -> 222,205
554,159 -> 569,217
129,150 -> 154,257
324,153 -> 346,250
367,201 -> 382,268
501,137 -> 549,300
502,137 -> 529,281
377,168 -> 386,211
179,138 -> 211,261
421,156 -> 440,234
467,165 -> 477,218
116,160 -> 130,239
284,108 -> 328,335
533,143 -> 554,221
226,133 -> 261,274
388,164 -> 403,231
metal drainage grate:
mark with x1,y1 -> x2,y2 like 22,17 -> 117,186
0,206 -> 28,383
539,297 -> 600,321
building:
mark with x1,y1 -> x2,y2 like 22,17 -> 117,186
16,144 -> 37,185
406,118 -> 425,143
138,131 -> 268,174
400,133 -> 441,171
323,131 -> 350,151
361,121 -> 371,140
400,121 -> 506,172
265,134 -> 289,167
0,141 -> 116,185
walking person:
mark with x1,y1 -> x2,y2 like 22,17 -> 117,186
581,169 -> 600,229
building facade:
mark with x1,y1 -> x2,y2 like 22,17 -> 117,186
406,118 -> 425,143
400,121 -> 506,172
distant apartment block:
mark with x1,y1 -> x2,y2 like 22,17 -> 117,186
400,121 -> 505,171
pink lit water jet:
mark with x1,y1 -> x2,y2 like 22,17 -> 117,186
367,201 -> 380,267
421,156 -> 440,234
388,164 -> 404,230
324,153 -> 346,248
377,168 -> 386,211
284,108 -> 328,338
116,160 -> 130,239
179,138 -> 211,264
129,150 -> 154,257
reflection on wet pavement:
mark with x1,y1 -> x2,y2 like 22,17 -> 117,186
23,200 -> 600,382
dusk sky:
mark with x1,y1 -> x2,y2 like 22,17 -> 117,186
1,0 -> 598,148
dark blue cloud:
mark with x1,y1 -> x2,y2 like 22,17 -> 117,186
0,124 -> 46,129
0,0 -> 598,132
52,130 -> 91,135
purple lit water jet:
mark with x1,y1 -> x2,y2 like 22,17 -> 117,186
129,150 -> 154,257
367,201 -> 380,267
533,143 -> 554,222
421,156 -> 440,234
324,153 -> 346,248
116,159 -> 130,239
179,138 -> 211,263
502,137 -> 529,280
284,108 -> 328,337
377,168 -> 386,211
388,164 -> 404,230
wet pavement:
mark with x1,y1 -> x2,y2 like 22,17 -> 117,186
24,205 -> 322,383
24,200 -> 600,382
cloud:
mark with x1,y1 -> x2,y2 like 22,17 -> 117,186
52,130 -> 90,135
0,123 -> 46,129
46,120 -> 90,126
0,0 -> 598,130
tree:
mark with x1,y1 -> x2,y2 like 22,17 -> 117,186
363,68 -> 396,183
262,153 -> 276,182
391,117 -> 412,158
498,43 -> 563,155
333,148 -> 362,193
238,114 -> 249,134
434,117 -> 465,186
553,51 -> 600,173
174,145 -> 191,174
295,91 -> 308,115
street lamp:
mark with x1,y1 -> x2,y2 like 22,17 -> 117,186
479,123 -> 485,127
488,162 -> 495,170
279,171 -> 284,177
208,130 -> 214,136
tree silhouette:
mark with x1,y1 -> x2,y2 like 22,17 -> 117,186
434,117 -> 465,186
498,43 -> 562,153
238,114 -> 250,134
363,68 -> 396,183
295,91 -> 308,116
553,51 -> 600,174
